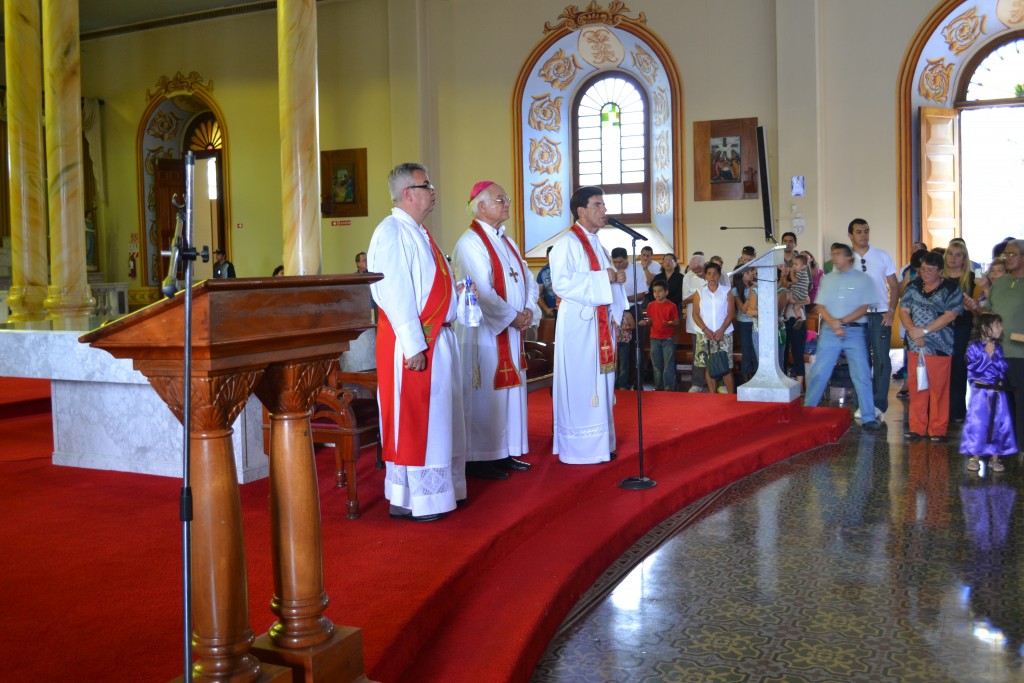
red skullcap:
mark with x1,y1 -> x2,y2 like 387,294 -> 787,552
469,181 -> 495,202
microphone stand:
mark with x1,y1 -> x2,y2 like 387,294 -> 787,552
611,219 -> 656,491
720,225 -> 778,246
173,151 -> 210,681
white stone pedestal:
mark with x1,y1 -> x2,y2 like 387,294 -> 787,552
732,247 -> 801,403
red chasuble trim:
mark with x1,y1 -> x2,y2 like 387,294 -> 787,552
570,224 -> 616,373
468,221 -> 525,390
375,230 -> 453,467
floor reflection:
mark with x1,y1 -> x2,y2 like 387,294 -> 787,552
534,390 -> 1024,683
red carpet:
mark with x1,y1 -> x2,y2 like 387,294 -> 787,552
0,377 -> 53,461
0,390 -> 848,682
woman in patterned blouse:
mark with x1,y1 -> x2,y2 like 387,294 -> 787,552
898,251 -> 964,442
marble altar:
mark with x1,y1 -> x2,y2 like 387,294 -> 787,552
0,320 -> 267,482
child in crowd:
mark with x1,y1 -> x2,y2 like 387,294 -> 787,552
960,312 -> 1016,473
638,281 -> 680,391
789,253 -> 811,323
978,257 -> 1006,309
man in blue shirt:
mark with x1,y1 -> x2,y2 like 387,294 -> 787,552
537,245 -> 557,317
804,243 -> 881,430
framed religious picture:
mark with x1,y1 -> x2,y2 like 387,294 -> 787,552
693,118 -> 758,201
320,148 -> 368,217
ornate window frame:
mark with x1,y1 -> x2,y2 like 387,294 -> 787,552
512,3 -> 684,258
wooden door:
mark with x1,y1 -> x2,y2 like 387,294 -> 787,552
919,107 -> 960,249
154,158 -> 185,282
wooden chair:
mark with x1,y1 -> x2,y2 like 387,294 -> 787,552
537,317 -> 556,344
262,365 -> 380,520
524,339 -> 554,393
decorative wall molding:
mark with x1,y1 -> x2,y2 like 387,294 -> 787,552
941,6 -> 987,55
543,1 -> 647,34
145,70 -> 214,103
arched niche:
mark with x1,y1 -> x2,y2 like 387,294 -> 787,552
513,3 -> 685,259
134,71 -> 231,306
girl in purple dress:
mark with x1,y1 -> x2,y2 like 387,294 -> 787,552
961,313 -> 1016,473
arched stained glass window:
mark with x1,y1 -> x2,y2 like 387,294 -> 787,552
963,36 -> 1024,102
572,72 -> 650,222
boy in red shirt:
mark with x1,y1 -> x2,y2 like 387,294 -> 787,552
639,280 -> 680,390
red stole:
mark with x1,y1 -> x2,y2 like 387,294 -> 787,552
375,229 -> 453,467
570,224 -> 616,373
468,221 -> 527,390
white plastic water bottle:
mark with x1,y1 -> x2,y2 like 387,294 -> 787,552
465,277 -> 482,328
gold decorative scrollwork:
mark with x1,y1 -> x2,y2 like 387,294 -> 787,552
529,93 -> 563,131
544,1 -> 647,34
918,57 -> 954,103
942,6 -> 986,55
144,145 -> 175,176
147,110 -> 181,142
655,177 -> 669,215
538,48 -> 582,90
630,43 -> 659,85
578,27 -> 624,66
530,137 -> 563,174
996,0 -> 1024,27
146,70 -> 214,103
655,131 -> 669,171
530,180 -> 563,217
653,87 -> 668,127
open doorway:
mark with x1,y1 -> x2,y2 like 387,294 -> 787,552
135,75 -> 230,305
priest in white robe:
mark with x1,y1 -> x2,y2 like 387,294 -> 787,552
453,181 -> 541,480
367,162 -> 467,522
549,186 -> 633,465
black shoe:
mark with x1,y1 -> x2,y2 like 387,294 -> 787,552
494,457 -> 531,471
388,504 -> 411,519
929,435 -> 948,443
409,512 -> 448,523
466,461 -> 511,480
904,431 -> 923,440
862,421 -> 882,431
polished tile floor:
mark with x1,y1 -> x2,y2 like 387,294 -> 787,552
533,382 -> 1024,682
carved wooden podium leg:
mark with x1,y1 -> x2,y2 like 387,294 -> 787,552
148,371 -> 291,683
252,360 -> 374,683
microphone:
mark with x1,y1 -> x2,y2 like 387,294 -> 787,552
607,217 -> 648,241
721,225 -> 778,245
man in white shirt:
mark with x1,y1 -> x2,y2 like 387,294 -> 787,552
848,218 -> 899,418
683,253 -> 707,391
452,181 -> 540,480
638,245 -> 663,286
614,247 -> 647,389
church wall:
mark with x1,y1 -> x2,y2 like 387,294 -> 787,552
419,0 -> 939,267
32,0 -> 944,291
419,0 -> 781,261
79,0 -> 393,285
813,0 -> 938,264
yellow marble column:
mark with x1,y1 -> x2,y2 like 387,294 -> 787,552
278,0 -> 322,276
4,0 -> 48,322
41,0 -> 94,321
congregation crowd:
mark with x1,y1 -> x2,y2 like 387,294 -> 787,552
361,161 -> 1022,522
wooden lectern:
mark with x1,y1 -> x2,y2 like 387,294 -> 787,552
81,275 -> 379,683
